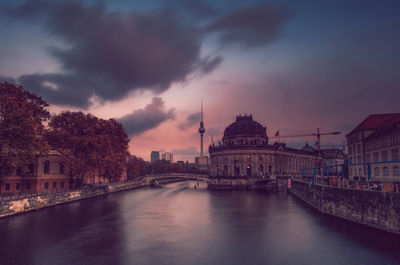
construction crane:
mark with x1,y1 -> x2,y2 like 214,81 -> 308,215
270,128 -> 340,151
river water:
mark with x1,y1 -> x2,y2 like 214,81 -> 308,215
1,181 -> 400,265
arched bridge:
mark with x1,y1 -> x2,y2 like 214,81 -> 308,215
145,174 -> 209,187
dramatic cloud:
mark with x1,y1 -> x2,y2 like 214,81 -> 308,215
178,111 -> 201,130
207,4 -> 291,48
199,55 -> 223,73
0,76 -> 16,83
3,1 -> 292,108
5,0 -> 216,108
118,97 -> 175,136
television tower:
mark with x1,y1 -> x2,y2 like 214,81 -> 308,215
198,100 -> 205,157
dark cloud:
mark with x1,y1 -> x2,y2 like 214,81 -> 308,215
207,4 -> 292,48
118,97 -> 175,136
0,76 -> 16,83
178,111 -> 201,130
6,0 -> 214,108
3,1 -> 292,108
180,0 -> 219,18
199,55 -> 223,73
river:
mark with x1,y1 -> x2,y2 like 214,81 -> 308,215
0,181 -> 400,265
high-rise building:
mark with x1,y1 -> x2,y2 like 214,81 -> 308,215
151,151 -> 160,163
161,152 -> 173,163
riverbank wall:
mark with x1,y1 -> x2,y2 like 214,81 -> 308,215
0,180 -> 147,219
289,179 -> 400,235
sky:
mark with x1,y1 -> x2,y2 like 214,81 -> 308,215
1,0 -> 399,162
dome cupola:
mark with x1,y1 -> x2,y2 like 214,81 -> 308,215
223,114 -> 267,141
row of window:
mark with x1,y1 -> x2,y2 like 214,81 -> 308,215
349,149 -> 399,164
43,161 -> 65,174
4,182 -> 66,191
365,135 -> 400,152
348,144 -> 362,155
350,166 -> 400,177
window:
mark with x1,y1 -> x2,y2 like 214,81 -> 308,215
393,166 -> 400,177
246,165 -> 252,176
16,183 -> 20,190
5,183 -> 10,191
26,183 -> 31,190
44,160 -> 50,174
392,149 -> 399,161
268,165 -> 272,173
383,167 -> 389,177
234,160 -> 240,176
60,162 -> 65,174
357,144 -> 361,153
358,168 -> 362,176
223,165 -> 228,176
53,182 -> 57,188
358,155 -> 361,163
28,163 -> 34,174
366,154 -> 370,163
373,152 -> 379,162
259,165 -> 264,175
374,167 -> 380,176
382,151 -> 388,161
45,183 -> 49,189
61,182 -> 65,189
16,167 -> 22,176
349,146 -> 352,155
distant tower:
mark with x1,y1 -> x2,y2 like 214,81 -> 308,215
198,100 -> 206,157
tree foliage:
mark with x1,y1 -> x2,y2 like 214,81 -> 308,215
46,111 -> 129,185
0,82 -> 50,177
127,155 -> 148,178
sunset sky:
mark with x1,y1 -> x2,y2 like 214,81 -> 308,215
1,0 -> 399,162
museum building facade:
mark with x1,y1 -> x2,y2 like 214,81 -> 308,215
208,114 -> 321,188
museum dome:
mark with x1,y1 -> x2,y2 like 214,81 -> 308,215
223,114 -> 267,139
301,142 -> 314,152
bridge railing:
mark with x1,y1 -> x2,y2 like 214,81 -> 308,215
299,159 -> 400,192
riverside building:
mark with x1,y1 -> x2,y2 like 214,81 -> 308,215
347,113 -> 400,190
208,114 -> 321,189
0,150 -> 70,194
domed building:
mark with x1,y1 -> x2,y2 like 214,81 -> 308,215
208,114 -> 321,189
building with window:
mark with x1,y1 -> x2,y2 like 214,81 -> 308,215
346,113 -> 400,188
0,150 -> 70,194
208,114 -> 321,188
150,151 -> 160,163
161,152 -> 173,163
320,148 -> 346,176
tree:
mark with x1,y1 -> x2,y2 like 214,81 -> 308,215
0,82 -> 50,177
46,111 -> 129,186
127,155 -> 148,179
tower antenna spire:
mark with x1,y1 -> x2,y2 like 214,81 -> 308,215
201,99 -> 203,122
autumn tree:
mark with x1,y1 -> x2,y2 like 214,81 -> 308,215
0,82 -> 50,177
46,111 -> 129,186
127,155 -> 148,178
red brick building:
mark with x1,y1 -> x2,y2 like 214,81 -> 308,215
0,150 -> 70,194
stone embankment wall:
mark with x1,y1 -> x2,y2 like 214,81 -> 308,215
0,180 -> 147,219
290,179 -> 400,235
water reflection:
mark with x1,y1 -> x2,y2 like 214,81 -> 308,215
0,181 -> 399,265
